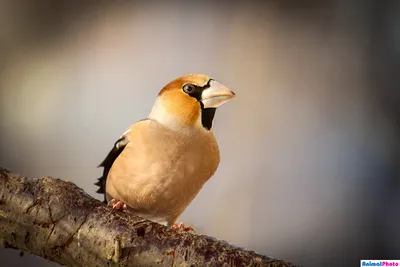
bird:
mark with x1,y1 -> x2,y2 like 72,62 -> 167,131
95,74 -> 235,230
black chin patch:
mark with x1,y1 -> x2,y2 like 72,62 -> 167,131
201,107 -> 216,130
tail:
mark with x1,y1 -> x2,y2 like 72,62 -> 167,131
94,175 -> 107,204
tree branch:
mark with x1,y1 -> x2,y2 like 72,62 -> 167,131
0,167 -> 296,267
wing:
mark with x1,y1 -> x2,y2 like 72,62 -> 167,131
95,131 -> 130,203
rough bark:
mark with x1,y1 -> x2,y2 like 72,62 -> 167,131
0,167 -> 296,267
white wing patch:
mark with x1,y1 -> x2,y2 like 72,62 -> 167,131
116,129 -> 131,149
120,128 -> 131,138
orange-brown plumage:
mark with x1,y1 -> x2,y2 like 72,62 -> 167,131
158,74 -> 210,96
158,89 -> 200,126
157,74 -> 212,126
96,74 -> 235,228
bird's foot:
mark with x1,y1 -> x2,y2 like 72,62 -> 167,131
171,222 -> 195,232
108,199 -> 127,210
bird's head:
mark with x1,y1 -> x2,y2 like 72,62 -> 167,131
148,74 -> 235,131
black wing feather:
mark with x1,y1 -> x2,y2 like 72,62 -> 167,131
95,135 -> 129,203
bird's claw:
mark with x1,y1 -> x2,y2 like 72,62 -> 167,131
171,222 -> 195,232
108,199 -> 127,210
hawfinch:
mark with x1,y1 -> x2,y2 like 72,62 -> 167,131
95,74 -> 235,229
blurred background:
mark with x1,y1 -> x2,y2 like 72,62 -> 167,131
0,0 -> 399,266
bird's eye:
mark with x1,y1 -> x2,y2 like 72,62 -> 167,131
183,84 -> 196,94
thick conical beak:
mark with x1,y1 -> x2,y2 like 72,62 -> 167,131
201,80 -> 235,108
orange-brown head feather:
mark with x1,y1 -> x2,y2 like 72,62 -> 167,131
148,74 -> 235,131
158,74 -> 210,96
157,74 -> 210,126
